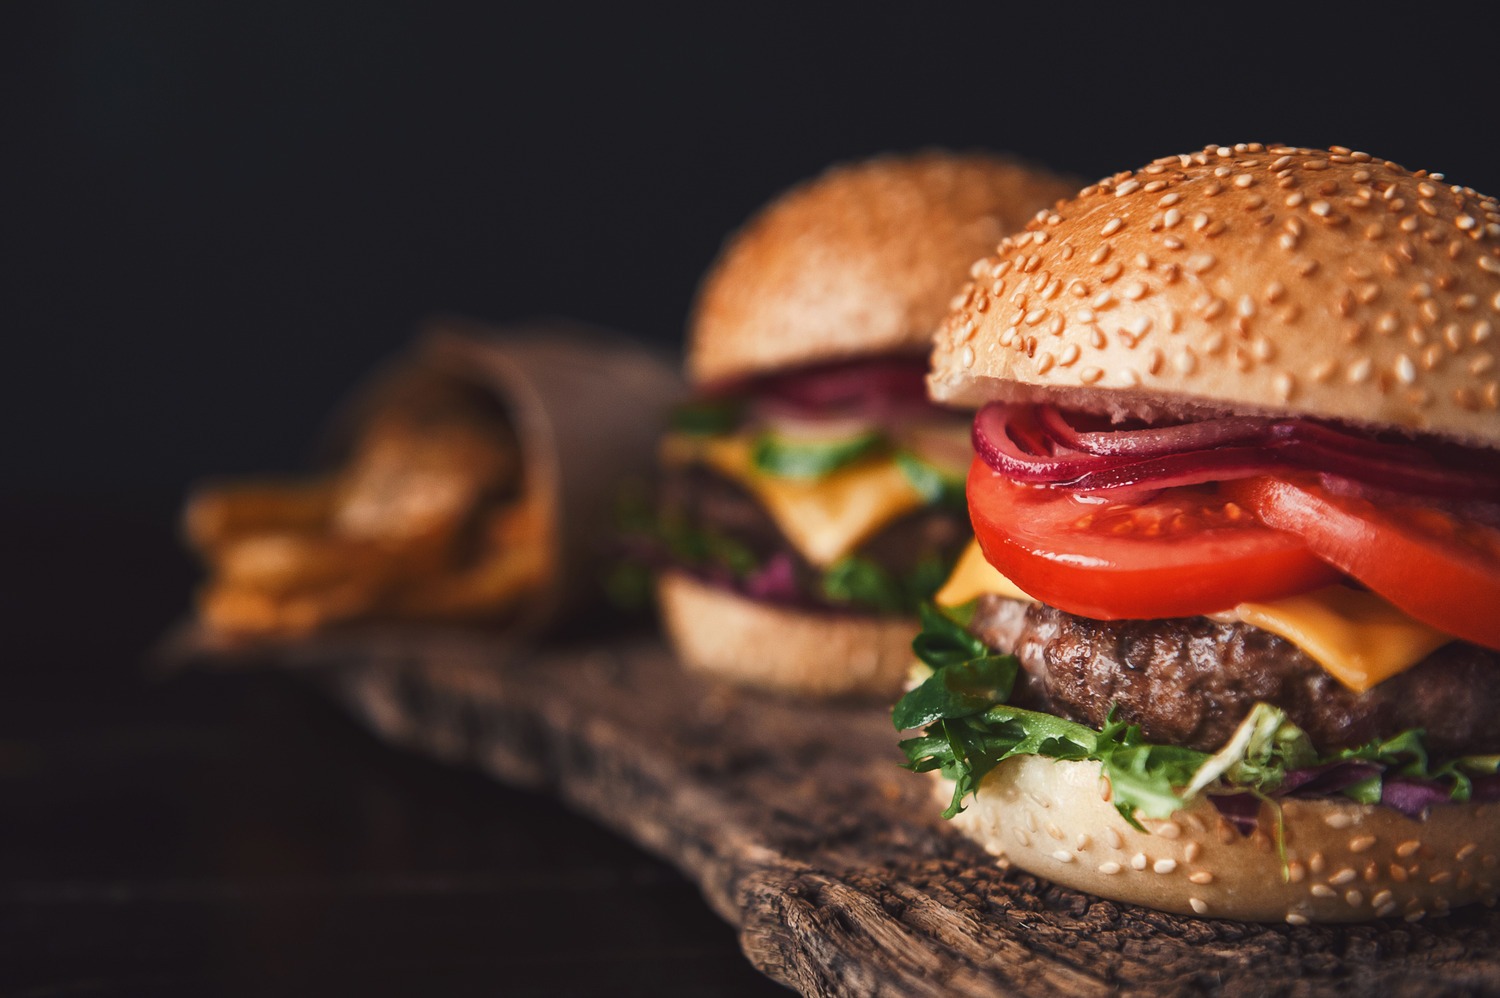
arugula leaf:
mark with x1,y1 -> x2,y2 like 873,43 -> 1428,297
751,429 -> 885,480
894,450 -> 967,508
820,556 -> 904,614
669,398 -> 744,436
910,601 -> 986,669
820,554 -> 954,616
892,653 -> 1017,732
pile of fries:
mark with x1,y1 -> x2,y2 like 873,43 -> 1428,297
185,370 -> 551,639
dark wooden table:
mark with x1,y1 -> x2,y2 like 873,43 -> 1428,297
0,494 -> 785,996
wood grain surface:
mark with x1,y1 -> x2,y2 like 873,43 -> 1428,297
173,627 -> 1500,996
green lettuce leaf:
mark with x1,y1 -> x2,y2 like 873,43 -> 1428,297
751,429 -> 885,480
894,450 -> 967,507
669,398 -> 744,436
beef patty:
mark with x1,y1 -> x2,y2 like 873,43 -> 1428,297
970,595 -> 1500,758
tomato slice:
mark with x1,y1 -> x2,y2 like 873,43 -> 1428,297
1227,476 -> 1500,650
966,458 -> 1340,620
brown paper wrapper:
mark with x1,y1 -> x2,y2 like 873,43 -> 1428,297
406,315 -> 683,633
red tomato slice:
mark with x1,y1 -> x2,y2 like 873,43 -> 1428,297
1227,476 -> 1500,650
966,458 -> 1341,620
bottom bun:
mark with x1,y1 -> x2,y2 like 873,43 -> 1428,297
656,570 -> 915,699
942,754 -> 1500,923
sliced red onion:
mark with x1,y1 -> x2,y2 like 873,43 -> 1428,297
974,403 -> 1500,501
1036,406 -> 1273,456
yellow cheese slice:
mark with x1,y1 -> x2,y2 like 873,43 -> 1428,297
1234,587 -> 1452,694
661,432 -> 928,568
935,539 -> 1454,693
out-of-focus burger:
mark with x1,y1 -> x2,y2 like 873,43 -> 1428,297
651,152 -> 1078,698
897,143 -> 1500,922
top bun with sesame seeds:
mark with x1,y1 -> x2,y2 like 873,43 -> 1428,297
928,143 -> 1500,449
690,151 -> 1081,387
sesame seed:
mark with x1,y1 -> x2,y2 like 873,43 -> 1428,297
1234,174 -> 1254,189
1395,354 -> 1417,384
1093,291 -> 1116,310
1131,853 -> 1148,870
1024,308 -> 1048,326
1081,367 -> 1104,384
1124,316 -> 1152,337
1089,243 -> 1112,265
1098,861 -> 1122,875
1100,261 -> 1123,283
1046,821 -> 1064,840
1459,843 -> 1479,861
1186,253 -> 1217,273
1025,809 -> 1039,832
1013,827 -> 1031,847
1396,840 -> 1422,858
1325,813 -> 1354,830
1285,912 -> 1310,926
1310,853 -> 1327,874
1189,898 -> 1209,915
1287,862 -> 1307,883
1121,281 -> 1147,300
1058,344 -> 1081,367
1115,180 -> 1141,197
961,346 -> 975,368
1075,308 -> 1096,324
1105,827 -> 1124,850
1346,890 -> 1365,908
1089,327 -> 1107,348
1036,353 -> 1055,375
1175,350 -> 1197,375
1329,868 -> 1358,886
1189,871 -> 1213,885
1431,871 -> 1454,885
1274,373 -> 1295,399
1052,850 -> 1075,863
1184,842 -> 1202,862
1311,885 -> 1337,899
1163,208 -> 1182,228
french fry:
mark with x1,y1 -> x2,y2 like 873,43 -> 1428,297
210,531 -> 397,597
386,501 -> 550,620
184,480 -> 335,552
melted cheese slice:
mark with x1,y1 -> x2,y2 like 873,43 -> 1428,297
1234,588 -> 1451,693
661,432 -> 928,568
935,539 -> 1454,693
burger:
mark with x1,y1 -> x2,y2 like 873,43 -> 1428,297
652,151 -> 1079,697
897,143 -> 1500,922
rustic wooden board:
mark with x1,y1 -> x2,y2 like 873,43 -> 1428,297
171,628 -> 1500,996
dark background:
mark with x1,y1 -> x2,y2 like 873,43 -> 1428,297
6,3 -> 1499,994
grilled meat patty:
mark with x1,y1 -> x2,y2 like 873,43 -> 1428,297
970,594 -> 1500,757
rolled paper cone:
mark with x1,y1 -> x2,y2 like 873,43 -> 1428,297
195,314 -> 683,647
411,315 -> 684,633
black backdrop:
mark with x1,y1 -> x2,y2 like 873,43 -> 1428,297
6,4 -> 1500,992
11,2 -> 1500,496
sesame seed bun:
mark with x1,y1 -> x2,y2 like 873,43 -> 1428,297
689,151 -> 1080,386
942,754 -> 1500,923
928,143 -> 1500,449
656,570 -> 916,699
